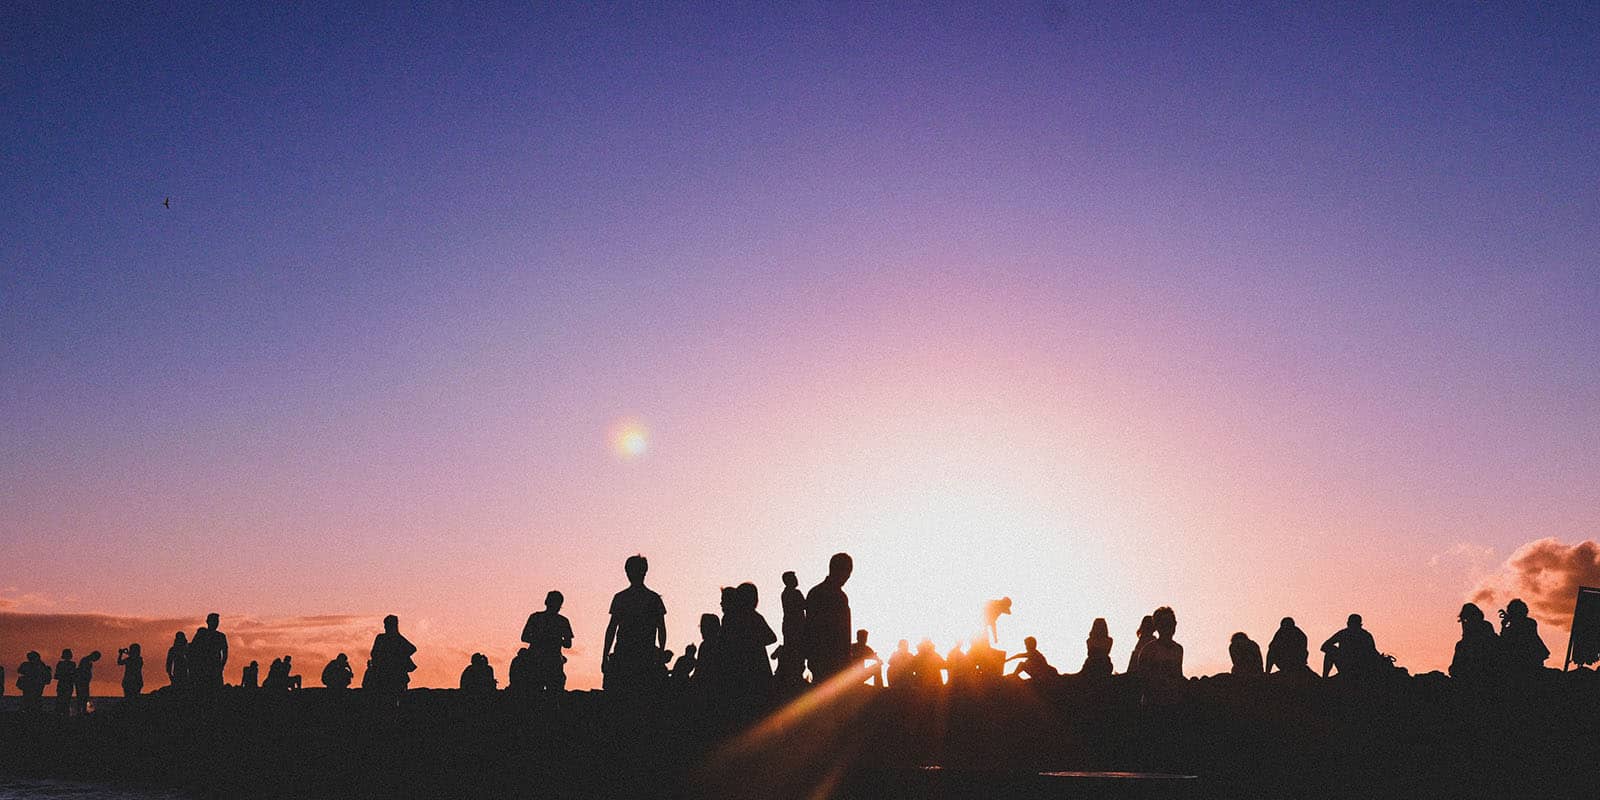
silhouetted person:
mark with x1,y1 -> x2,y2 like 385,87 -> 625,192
776,571 -> 807,685
54,650 -> 76,715
262,655 -> 302,691
283,656 -> 302,689
1229,632 -> 1263,675
74,651 -> 100,714
1448,603 -> 1500,681
1136,607 -> 1183,679
1265,617 -> 1310,675
117,644 -> 144,697
1321,614 -> 1379,678
166,631 -> 188,689
189,613 -> 228,690
804,553 -> 853,681
944,642 -> 970,689
852,630 -> 882,686
241,660 -> 259,689
460,653 -> 497,694
369,615 -> 418,699
1127,615 -> 1155,673
1498,598 -> 1549,675
1006,636 -> 1057,680
968,637 -> 1005,684
911,639 -> 947,690
694,613 -> 722,687
983,597 -> 1013,644
721,581 -> 777,695
603,554 -> 667,693
1082,618 -> 1114,677
672,644 -> 698,679
17,652 -> 51,714
887,640 -> 914,688
322,653 -> 355,690
522,590 -> 575,693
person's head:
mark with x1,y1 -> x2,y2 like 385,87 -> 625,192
1089,618 -> 1109,638
27,651 -> 41,663
1506,598 -> 1529,620
1281,617 -> 1296,628
336,653 -> 349,664
1136,615 -> 1154,638
1231,632 -> 1250,645
999,597 -> 1013,613
661,649 -> 673,664
284,655 -> 293,665
86,651 -> 101,663
471,653 -> 487,666
384,614 -> 399,632
684,643 -> 697,657
624,554 -> 649,584
736,581 -> 759,610
61,649 -> 73,660
1023,636 -> 1038,651
174,631 -> 187,645
947,642 -> 964,656
1458,603 -> 1484,624
206,612 -> 220,630
545,590 -> 564,611
828,552 -> 853,584
896,639 -> 911,653
1151,606 -> 1177,639
128,643 -> 141,656
1347,614 -> 1363,629
856,629 -> 869,644
916,638 -> 935,654
719,586 -> 736,613
699,612 -> 720,639
782,571 -> 797,588
248,660 -> 257,668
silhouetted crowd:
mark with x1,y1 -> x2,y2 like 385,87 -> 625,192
5,552 -> 1560,715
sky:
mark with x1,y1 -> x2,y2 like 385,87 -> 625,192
3,2 -> 1598,694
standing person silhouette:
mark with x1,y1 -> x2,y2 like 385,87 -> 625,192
1321,614 -> 1378,678
165,632 -> 188,690
1450,603 -> 1500,681
117,644 -> 144,698
522,590 -> 575,694
17,652 -> 52,714
369,615 -> 418,701
188,613 -> 229,690
982,597 -> 1013,644
1082,618 -> 1114,677
804,553 -> 853,682
603,555 -> 667,693
886,640 -> 914,688
776,571 -> 807,686
721,581 -> 777,696
1265,618 -> 1310,675
1138,607 -> 1184,680
73,651 -> 100,715
54,650 -> 76,715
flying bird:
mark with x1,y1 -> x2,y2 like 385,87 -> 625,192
163,197 -> 170,209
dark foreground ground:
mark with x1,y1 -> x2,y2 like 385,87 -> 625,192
3,670 -> 1598,799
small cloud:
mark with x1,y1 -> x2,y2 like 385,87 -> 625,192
1470,538 -> 1600,630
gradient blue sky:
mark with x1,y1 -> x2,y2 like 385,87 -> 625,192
3,2 -> 1598,689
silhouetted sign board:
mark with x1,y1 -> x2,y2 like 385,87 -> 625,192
1566,586 -> 1600,669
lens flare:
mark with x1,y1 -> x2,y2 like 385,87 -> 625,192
609,419 -> 649,460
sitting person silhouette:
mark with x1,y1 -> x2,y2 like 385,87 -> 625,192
1081,618 -> 1114,677
804,553 -> 854,682
1498,598 -> 1549,674
241,660 -> 259,689
886,640 -> 914,689
1229,632 -> 1263,675
1135,607 -> 1184,680
17,652 -> 52,714
117,644 -> 144,698
322,653 -> 355,690
1321,614 -> 1380,678
1265,617 -> 1310,674
603,555 -> 667,693
850,629 -> 881,686
54,650 -> 76,715
968,637 -> 1005,684
369,615 -> 418,699
460,653 -> 497,694
982,597 -> 1013,644
523,590 -> 575,693
911,639 -> 946,690
282,655 -> 302,690
1449,603 -> 1500,681
73,651 -> 100,714
1127,615 -> 1155,673
1006,636 -> 1058,680
944,642 -> 970,689
672,644 -> 698,679
165,632 -> 188,690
